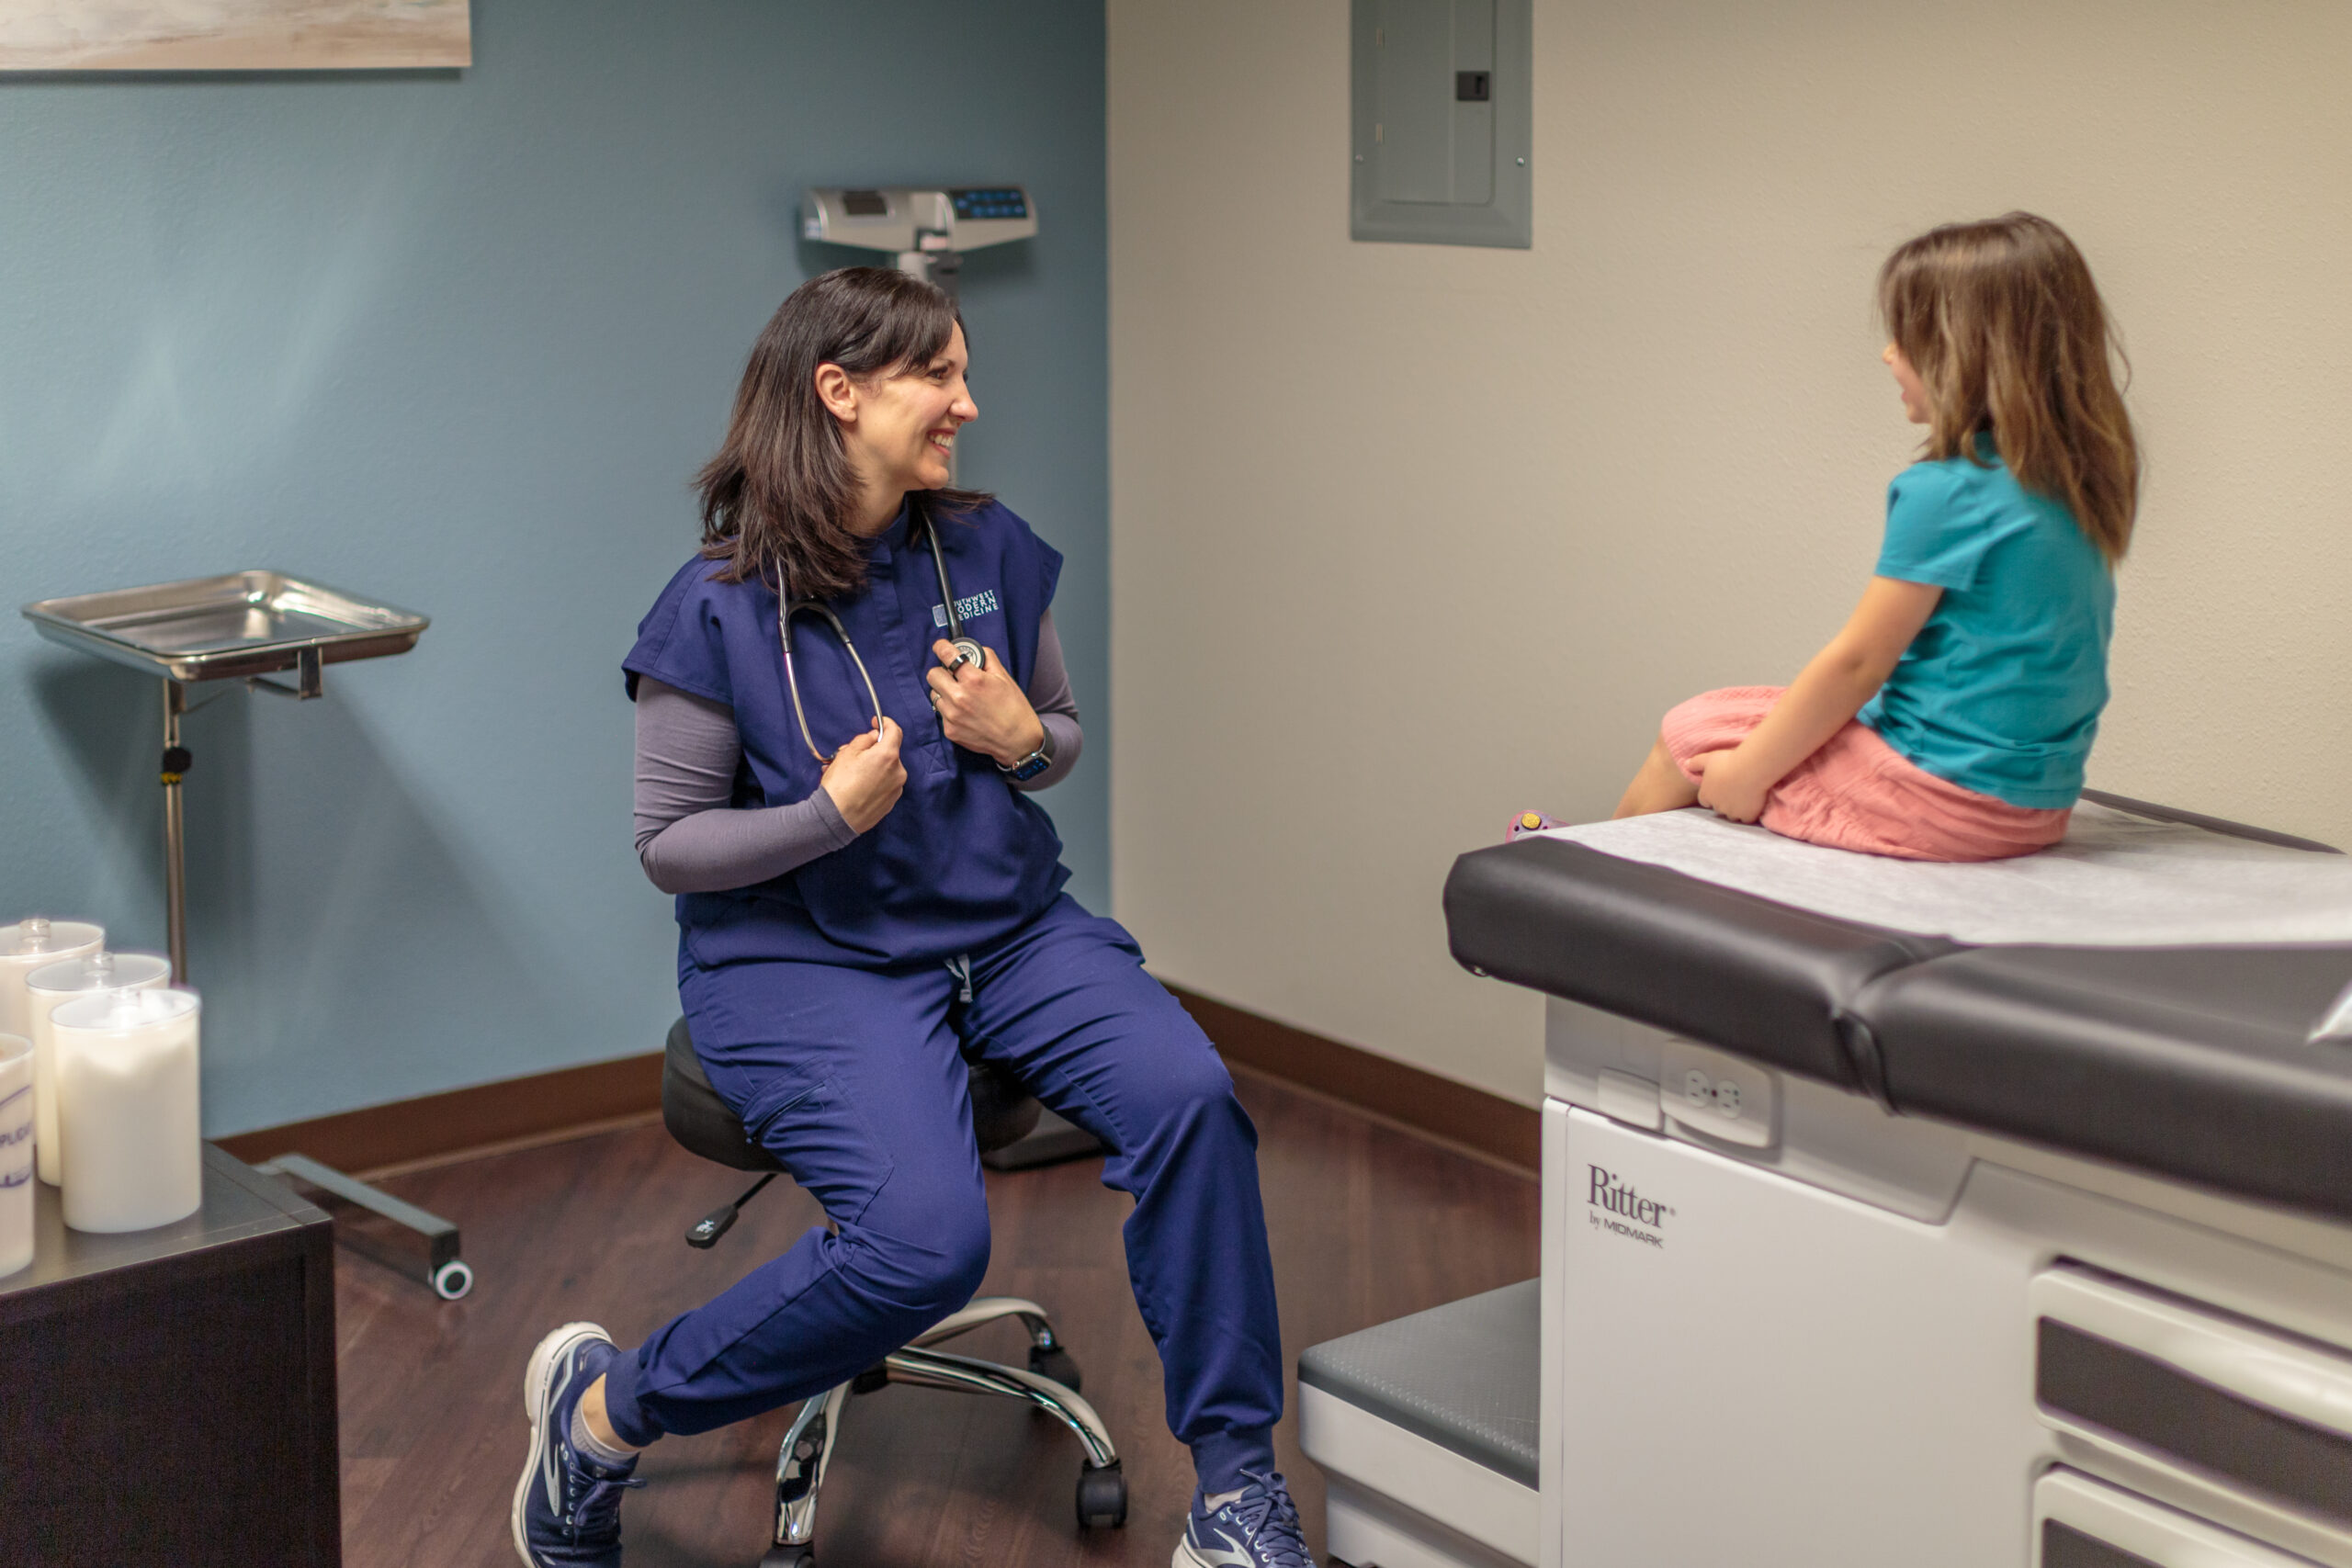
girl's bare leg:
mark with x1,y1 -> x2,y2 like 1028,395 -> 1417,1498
1613,735 -> 1701,818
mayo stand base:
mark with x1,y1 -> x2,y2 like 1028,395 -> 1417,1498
255,1150 -> 474,1300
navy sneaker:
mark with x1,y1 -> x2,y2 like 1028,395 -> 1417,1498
514,1322 -> 644,1567
1175,1470 -> 1315,1568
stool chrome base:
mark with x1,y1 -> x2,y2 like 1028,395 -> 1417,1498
766,1295 -> 1125,1563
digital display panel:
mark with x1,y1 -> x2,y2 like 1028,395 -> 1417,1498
950,188 -> 1028,221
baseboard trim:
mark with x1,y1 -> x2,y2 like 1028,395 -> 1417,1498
214,1054 -> 665,1178
1167,985 -> 1540,1174
214,990 -> 1538,1179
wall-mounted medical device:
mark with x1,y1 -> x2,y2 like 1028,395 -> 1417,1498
800,186 -> 1037,299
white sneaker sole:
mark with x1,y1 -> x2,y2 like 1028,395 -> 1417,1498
512,1321 -> 612,1568
1172,1535 -> 1244,1568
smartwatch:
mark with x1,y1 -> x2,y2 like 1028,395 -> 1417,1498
999,726 -> 1056,782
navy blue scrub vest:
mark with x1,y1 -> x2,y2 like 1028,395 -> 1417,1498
625,499 -> 1069,970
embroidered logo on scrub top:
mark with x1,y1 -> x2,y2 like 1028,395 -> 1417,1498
933,589 -> 1001,628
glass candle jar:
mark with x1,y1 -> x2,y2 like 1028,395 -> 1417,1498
25,953 -> 172,1187
0,1033 -> 31,1276
50,987 -> 202,1234
0,917 -> 105,1043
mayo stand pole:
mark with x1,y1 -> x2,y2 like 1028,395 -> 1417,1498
150,658 -> 472,1297
162,668 -> 475,1302
163,681 -> 189,984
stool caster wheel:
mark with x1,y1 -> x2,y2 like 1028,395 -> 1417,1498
758,1546 -> 814,1567
1076,1461 -> 1127,1529
431,1259 -> 474,1301
1028,1343 -> 1081,1393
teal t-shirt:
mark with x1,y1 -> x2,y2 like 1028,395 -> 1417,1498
1855,446 -> 2114,809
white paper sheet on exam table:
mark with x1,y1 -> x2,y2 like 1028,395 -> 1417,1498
1535,801 -> 2352,947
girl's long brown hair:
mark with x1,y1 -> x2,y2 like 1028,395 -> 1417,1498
695,266 -> 989,600
1879,212 -> 2139,563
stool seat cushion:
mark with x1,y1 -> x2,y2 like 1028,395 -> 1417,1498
661,1018 -> 1046,1170
663,1018 -> 781,1172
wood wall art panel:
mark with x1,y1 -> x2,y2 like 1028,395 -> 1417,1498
0,0 -> 470,72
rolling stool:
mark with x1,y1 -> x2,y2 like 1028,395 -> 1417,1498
660,1017 -> 1128,1567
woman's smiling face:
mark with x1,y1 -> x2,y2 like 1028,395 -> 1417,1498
836,323 -> 978,503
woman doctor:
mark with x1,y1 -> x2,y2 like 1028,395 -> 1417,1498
515,267 -> 1313,1568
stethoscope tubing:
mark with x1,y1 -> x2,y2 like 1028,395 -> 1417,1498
780,599 -> 886,764
778,499 -> 987,764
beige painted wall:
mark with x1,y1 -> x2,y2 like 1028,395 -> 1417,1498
1108,0 -> 2352,1107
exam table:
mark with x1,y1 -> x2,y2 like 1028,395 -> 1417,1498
1299,793 -> 2352,1568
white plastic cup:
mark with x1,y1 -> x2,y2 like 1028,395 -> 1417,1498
0,917 -> 105,1043
51,987 -> 202,1234
25,953 -> 171,1187
0,1034 -> 32,1277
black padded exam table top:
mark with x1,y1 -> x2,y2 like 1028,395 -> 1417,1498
1444,804 -> 2352,1223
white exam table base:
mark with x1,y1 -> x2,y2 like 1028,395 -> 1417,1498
1540,999 -> 2352,1568
1431,800 -> 2352,1568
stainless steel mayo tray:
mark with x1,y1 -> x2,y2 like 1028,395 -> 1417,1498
22,570 -> 429,685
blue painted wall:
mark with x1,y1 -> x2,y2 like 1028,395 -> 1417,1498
0,0 -> 1109,1135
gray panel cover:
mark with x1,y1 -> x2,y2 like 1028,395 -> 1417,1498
1298,1280 -> 1539,1487
1860,946 -> 2352,1221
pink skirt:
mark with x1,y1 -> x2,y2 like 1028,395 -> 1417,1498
1661,686 -> 2069,863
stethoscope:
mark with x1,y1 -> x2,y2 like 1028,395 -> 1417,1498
778,501 -> 989,764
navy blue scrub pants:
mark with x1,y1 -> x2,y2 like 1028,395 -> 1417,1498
601,896 -> 1285,1492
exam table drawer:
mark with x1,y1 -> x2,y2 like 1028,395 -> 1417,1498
2032,1264 -> 2352,1544
2036,1468 -> 2325,1567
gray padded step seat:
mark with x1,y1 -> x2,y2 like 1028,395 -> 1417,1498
1298,1280 -> 1539,1568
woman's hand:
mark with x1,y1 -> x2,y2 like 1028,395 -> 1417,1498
820,718 -> 906,833
925,640 -> 1045,766
1689,747 -> 1771,824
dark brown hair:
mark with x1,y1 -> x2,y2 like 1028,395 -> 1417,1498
695,266 -> 989,598
1879,212 -> 2140,563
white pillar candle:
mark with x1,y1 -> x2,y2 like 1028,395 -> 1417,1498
51,987 -> 202,1235
0,1034 -> 31,1277
25,953 -> 171,1187
0,918 -> 104,1042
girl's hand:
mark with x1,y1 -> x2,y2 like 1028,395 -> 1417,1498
1690,748 -> 1770,824
820,718 -> 906,833
925,640 -> 1046,766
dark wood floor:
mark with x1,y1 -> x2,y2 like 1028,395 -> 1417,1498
334,1067 -> 1539,1567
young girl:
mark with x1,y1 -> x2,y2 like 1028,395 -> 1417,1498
1604,211 -> 2139,862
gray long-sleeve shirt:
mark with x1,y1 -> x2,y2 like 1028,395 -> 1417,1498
633,609 -> 1081,895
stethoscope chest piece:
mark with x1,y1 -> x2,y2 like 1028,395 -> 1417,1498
927,637 -> 987,710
